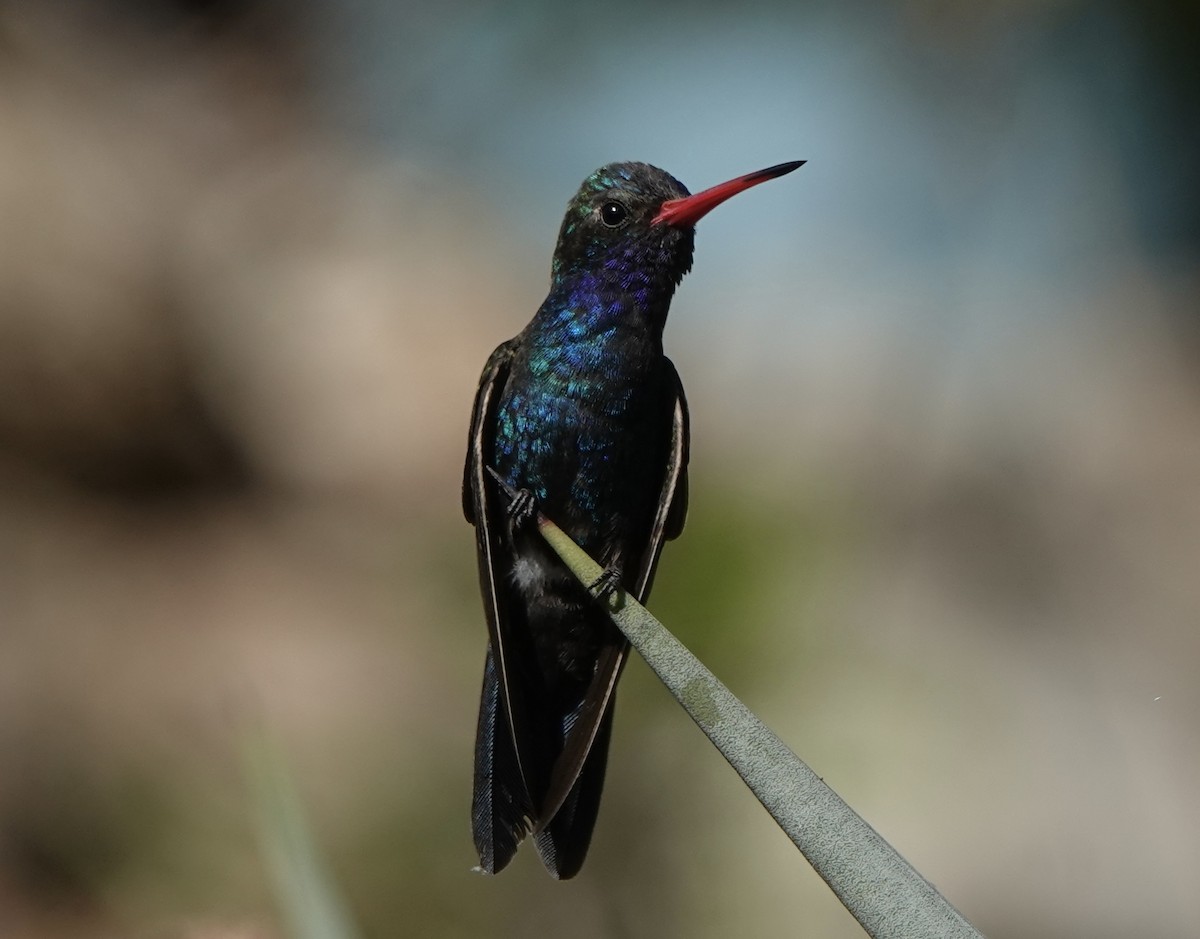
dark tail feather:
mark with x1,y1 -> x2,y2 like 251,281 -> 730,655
472,646 -> 534,874
533,704 -> 615,879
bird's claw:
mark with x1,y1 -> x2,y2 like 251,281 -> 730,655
589,565 -> 624,602
506,488 -> 538,530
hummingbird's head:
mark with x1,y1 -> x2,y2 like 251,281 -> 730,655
550,160 -> 805,299
551,162 -> 696,290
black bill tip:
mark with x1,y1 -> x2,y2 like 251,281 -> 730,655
741,160 -> 806,184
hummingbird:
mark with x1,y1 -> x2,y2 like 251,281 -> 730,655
463,159 -> 803,878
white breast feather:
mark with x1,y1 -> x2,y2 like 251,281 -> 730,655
511,555 -> 549,592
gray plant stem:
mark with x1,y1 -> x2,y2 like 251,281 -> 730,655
534,510 -> 984,939
245,729 -> 364,939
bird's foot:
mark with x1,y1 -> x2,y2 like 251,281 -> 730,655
589,565 -> 625,603
506,488 -> 538,531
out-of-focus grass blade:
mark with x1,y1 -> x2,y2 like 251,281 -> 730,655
483,466 -> 983,938
244,729 -> 364,939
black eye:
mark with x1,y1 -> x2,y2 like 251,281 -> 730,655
600,201 -> 629,228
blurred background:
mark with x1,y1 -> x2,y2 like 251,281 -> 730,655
1,0 -> 1198,936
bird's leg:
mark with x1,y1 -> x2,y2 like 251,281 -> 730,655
506,487 -> 538,532
589,565 -> 625,601
485,466 -> 538,533
589,547 -> 625,603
